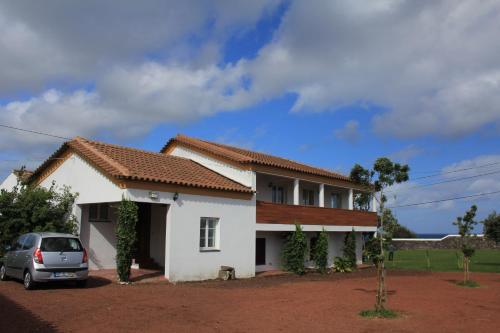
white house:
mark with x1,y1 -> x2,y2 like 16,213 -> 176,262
1,135 -> 377,282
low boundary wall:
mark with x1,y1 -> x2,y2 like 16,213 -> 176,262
393,234 -> 499,250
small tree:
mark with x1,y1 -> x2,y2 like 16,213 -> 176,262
0,181 -> 78,256
382,208 -> 416,239
314,229 -> 329,273
282,224 -> 307,275
116,197 -> 138,283
351,158 -> 409,313
343,229 -> 357,267
483,211 -> 500,244
454,205 -> 478,285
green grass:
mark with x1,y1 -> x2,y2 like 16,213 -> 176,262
386,249 -> 500,273
359,308 -> 399,319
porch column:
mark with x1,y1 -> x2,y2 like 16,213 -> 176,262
348,188 -> 354,210
371,194 -> 377,212
293,179 -> 300,205
319,183 -> 325,207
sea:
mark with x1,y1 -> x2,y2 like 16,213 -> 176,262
415,233 -> 448,239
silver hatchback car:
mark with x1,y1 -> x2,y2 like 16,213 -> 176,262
0,232 -> 89,290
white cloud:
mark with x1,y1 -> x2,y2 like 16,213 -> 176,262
386,154 -> 500,210
390,144 -> 423,163
334,120 -> 361,144
244,0 -> 500,137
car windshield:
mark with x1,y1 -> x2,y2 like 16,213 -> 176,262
40,237 -> 83,252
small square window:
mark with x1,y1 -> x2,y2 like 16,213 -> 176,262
200,217 -> 219,251
89,203 -> 111,222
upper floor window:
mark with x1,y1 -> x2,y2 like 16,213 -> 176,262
331,193 -> 340,209
272,186 -> 287,204
302,189 -> 314,206
89,203 -> 110,222
200,217 -> 219,251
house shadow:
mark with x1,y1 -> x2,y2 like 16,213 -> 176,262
20,275 -> 112,290
130,270 -> 165,283
0,293 -> 60,332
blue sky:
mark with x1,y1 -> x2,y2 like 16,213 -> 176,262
1,1 -> 499,233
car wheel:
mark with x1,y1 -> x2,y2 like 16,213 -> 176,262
23,271 -> 35,290
0,264 -> 8,281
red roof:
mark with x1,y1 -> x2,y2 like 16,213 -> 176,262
30,137 -> 253,193
162,134 -> 352,182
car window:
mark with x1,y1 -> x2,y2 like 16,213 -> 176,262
13,235 -> 26,251
22,235 -> 36,250
40,237 -> 83,252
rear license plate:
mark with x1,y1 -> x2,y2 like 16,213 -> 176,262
53,272 -> 76,278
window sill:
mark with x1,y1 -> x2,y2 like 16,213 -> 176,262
199,248 -> 220,252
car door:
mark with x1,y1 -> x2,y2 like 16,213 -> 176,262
19,235 -> 35,273
6,235 -> 26,279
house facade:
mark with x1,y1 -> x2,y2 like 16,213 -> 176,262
1,135 -> 377,282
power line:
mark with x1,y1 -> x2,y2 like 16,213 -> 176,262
411,161 -> 500,180
0,124 -> 70,140
388,190 -> 500,208
386,169 -> 500,193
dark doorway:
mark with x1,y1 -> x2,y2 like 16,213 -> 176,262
256,238 -> 266,265
135,203 -> 151,265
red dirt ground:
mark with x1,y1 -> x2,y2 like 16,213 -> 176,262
1,269 -> 499,333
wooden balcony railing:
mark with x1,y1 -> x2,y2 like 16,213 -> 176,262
256,201 -> 377,227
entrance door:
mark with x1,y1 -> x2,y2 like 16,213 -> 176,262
256,238 -> 266,266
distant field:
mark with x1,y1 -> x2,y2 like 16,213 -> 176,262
386,249 -> 500,273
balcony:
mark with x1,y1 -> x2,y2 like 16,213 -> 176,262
256,200 -> 377,227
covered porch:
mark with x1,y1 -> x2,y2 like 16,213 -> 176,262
78,201 -> 169,272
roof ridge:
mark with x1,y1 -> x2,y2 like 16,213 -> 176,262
175,134 -> 254,163
73,137 -> 131,177
198,138 -> 349,178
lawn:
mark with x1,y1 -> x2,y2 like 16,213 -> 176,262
387,249 -> 500,273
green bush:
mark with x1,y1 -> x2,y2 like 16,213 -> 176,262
0,181 -> 78,256
343,230 -> 356,267
282,224 -> 307,275
333,257 -> 352,273
313,229 -> 329,273
116,198 -> 138,283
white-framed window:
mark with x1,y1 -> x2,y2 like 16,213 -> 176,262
89,203 -> 110,222
272,185 -> 287,204
331,193 -> 340,208
199,217 -> 219,251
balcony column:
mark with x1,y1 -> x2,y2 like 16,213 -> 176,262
348,188 -> 354,210
293,179 -> 300,205
371,194 -> 377,213
319,183 -> 325,207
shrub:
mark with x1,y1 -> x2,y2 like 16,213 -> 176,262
116,198 -> 138,283
483,211 -> 500,244
0,181 -> 78,256
343,229 -> 357,267
313,229 -> 329,273
333,257 -> 352,273
282,224 -> 307,275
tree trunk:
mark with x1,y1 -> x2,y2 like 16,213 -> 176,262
375,191 -> 386,311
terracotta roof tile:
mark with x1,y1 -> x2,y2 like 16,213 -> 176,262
162,134 -> 351,182
31,137 -> 253,193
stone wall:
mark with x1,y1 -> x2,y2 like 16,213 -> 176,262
393,235 -> 500,250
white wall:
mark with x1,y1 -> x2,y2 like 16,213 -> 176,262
0,173 -> 19,191
150,204 -> 168,267
169,145 -> 256,189
79,204 -> 118,269
256,173 -> 293,204
255,231 -> 350,272
39,153 -> 124,204
126,188 -> 256,282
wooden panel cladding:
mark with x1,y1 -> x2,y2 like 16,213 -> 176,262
256,201 -> 377,227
